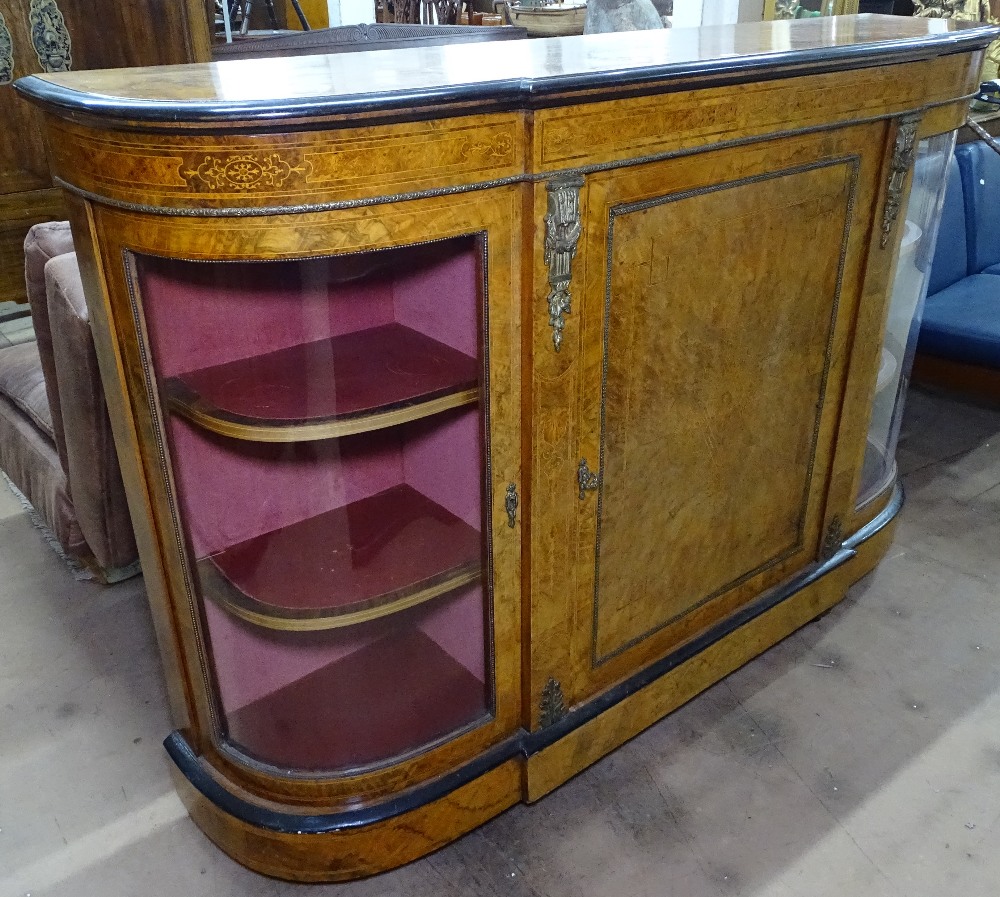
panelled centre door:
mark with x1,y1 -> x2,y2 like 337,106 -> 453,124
531,122 -> 889,715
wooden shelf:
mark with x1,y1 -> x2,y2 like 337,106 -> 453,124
199,484 -> 482,631
225,628 -> 489,772
164,323 -> 479,442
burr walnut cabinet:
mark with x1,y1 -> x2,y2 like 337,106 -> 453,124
16,15 -> 999,881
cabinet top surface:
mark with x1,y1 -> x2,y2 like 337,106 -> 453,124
15,15 -> 999,126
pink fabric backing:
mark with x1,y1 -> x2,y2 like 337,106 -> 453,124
393,242 -> 480,356
403,407 -> 483,530
139,258 -> 394,379
417,582 -> 487,684
169,418 -> 403,558
208,586 -> 486,712
138,239 -> 489,722
204,599 -> 379,712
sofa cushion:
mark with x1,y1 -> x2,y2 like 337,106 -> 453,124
955,141 -> 1000,275
0,392 -> 85,556
24,221 -> 76,475
985,263 -> 1000,277
918,273 -> 1000,367
0,341 -> 54,439
927,156 -> 969,296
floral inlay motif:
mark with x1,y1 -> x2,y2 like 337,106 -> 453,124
463,133 -> 515,161
184,153 -> 313,192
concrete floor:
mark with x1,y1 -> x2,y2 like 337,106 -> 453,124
0,304 -> 34,349
1,385 -> 999,896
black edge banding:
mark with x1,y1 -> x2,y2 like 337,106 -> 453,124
845,481 -> 904,550
14,25 -> 1000,125
164,731 -> 525,834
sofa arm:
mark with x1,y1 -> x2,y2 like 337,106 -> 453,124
45,252 -> 138,574
24,221 -> 77,478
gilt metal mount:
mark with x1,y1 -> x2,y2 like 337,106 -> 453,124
880,113 -> 921,249
505,483 -> 518,528
539,677 -> 568,728
544,175 -> 585,352
578,458 -> 599,500
820,515 -> 844,561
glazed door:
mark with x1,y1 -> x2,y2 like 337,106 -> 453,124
530,123 -> 890,717
88,186 -> 522,804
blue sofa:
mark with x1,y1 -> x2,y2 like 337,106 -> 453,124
915,140 -> 1000,396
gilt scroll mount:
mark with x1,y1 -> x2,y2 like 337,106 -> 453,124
544,175 -> 584,352
880,113 -> 921,249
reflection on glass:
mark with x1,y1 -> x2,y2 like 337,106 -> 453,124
857,132 -> 957,507
134,238 -> 493,773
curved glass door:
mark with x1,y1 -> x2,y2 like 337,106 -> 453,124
857,132 -> 957,507
133,237 -> 494,774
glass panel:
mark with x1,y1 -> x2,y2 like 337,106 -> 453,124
133,237 -> 493,774
857,132 -> 957,508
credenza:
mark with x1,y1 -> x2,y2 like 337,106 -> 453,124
16,15 -> 999,881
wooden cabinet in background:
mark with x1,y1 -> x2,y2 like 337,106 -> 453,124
0,0 -> 210,301
17,14 -> 999,881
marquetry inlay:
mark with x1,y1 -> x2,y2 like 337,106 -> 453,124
462,132 -> 515,161
183,153 -> 314,192
45,117 -> 524,210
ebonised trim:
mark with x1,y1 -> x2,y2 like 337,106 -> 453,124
14,23 -> 1000,125
164,730 -> 523,833
845,480 -> 904,549
165,482 -> 903,836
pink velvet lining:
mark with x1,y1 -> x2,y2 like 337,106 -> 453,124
206,584 -> 486,712
417,581 -> 487,684
403,408 -> 484,530
135,241 -> 490,726
393,245 -> 480,357
139,258 -> 394,378
169,418 -> 404,559
138,239 -> 479,379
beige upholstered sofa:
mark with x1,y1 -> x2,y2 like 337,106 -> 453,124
0,221 -> 138,581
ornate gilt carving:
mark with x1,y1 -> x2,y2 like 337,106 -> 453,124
0,13 -> 13,84
578,458 -> 599,501
184,153 -> 313,193
880,113 -> 921,249
544,175 -> 584,352
505,483 -> 518,528
821,515 -> 844,561
539,677 -> 567,727
29,0 -> 72,73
